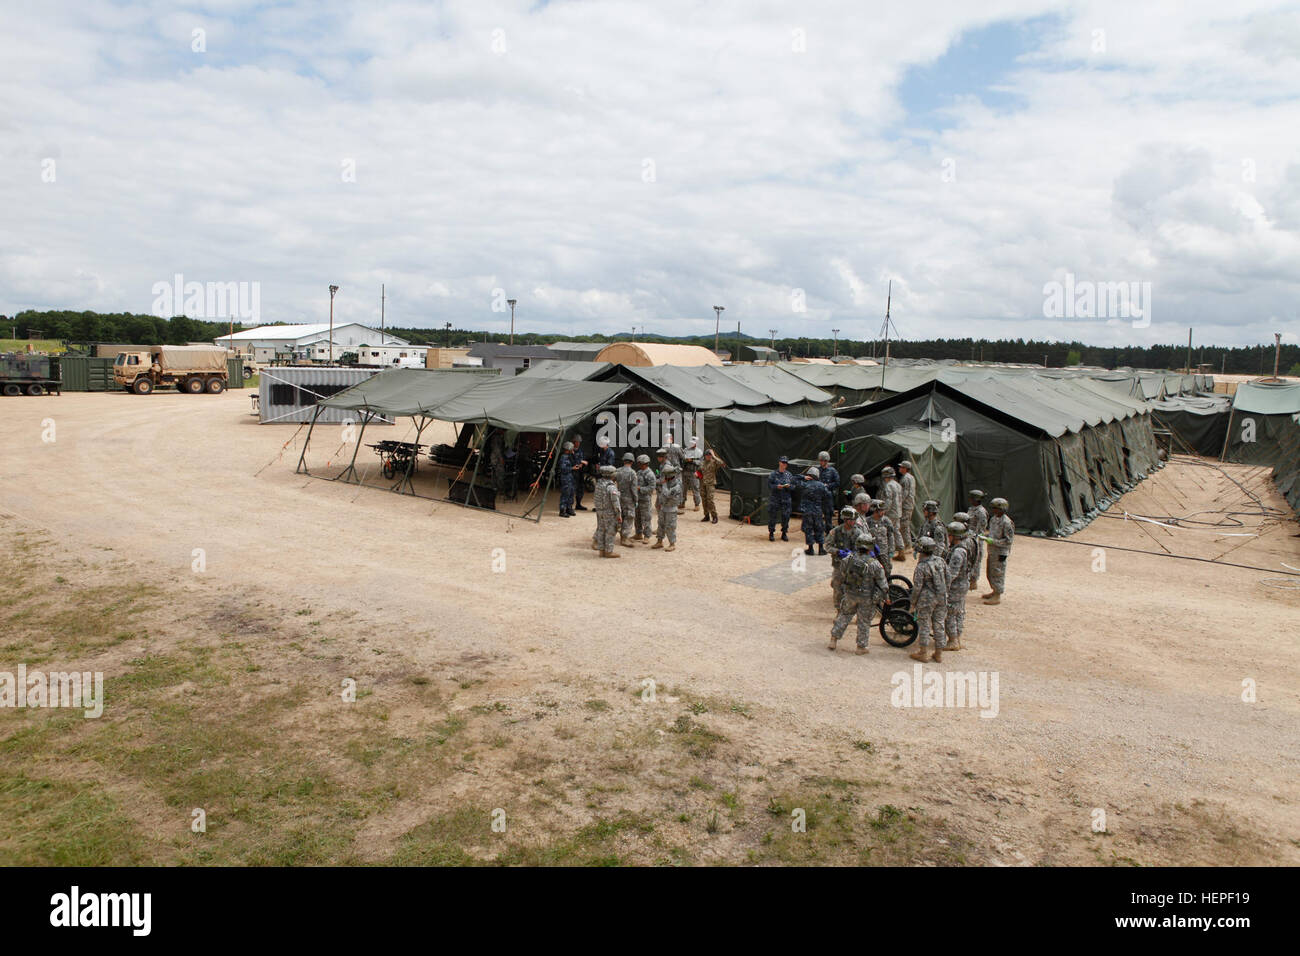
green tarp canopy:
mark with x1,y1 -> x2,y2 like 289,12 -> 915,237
1231,381 -> 1300,415
1270,414 -> 1300,515
1222,382 -> 1300,466
834,427 -> 958,534
701,408 -> 838,479
716,364 -> 834,408
516,359 -> 613,381
1150,395 -> 1232,456
319,367 -> 627,432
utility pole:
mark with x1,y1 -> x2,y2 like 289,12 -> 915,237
769,328 -> 777,353
832,329 -> 839,359
1273,331 -> 1282,380
736,321 -> 740,365
328,285 -> 339,364
380,284 -> 386,345
713,306 -> 725,356
445,322 -> 452,348
1186,327 -> 1192,374
508,298 -> 517,345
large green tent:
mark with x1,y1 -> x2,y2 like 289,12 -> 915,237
1222,381 -> 1300,466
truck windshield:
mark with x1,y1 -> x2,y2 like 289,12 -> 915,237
114,354 -> 125,365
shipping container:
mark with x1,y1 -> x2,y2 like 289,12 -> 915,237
258,366 -> 388,424
58,355 -> 117,391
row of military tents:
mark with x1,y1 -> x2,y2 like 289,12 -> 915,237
300,359 -> 1299,533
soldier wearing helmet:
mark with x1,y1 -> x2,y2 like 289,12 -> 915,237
966,490 -> 989,592
982,498 -> 1014,604
909,536 -> 949,663
829,531 -> 889,655
827,505 -> 862,608
652,463 -> 682,552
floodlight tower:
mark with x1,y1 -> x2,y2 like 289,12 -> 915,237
713,305 -> 725,355
328,285 -> 340,364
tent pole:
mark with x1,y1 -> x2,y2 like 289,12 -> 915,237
1218,405 -> 1236,462
522,420 -> 564,522
398,415 -> 428,494
464,417 -> 488,508
338,410 -> 372,483
296,405 -> 321,474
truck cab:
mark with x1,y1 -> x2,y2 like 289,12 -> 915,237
113,351 -> 152,391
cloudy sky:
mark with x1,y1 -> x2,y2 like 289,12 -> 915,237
3,0 -> 1298,346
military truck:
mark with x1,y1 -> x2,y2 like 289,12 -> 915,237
1,353 -> 61,396
113,345 -> 229,394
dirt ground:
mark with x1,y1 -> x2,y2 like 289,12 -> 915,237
1,389 -> 1298,866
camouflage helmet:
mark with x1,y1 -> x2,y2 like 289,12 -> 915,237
870,498 -> 885,509
917,536 -> 938,554
622,452 -> 634,462
947,521 -> 967,535
804,466 -> 820,479
656,447 -> 667,457
968,489 -> 985,500
635,454 -> 651,465
952,511 -> 970,523
818,451 -> 830,461
599,464 -> 616,476
850,473 -> 864,484
990,497 -> 1009,510
881,465 -> 895,477
662,464 -> 678,475
853,493 -> 871,506
839,506 -> 857,519
854,532 -> 875,550
923,499 -> 939,513
563,441 -> 574,452
898,459 -> 913,470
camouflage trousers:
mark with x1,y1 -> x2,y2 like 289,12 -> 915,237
594,513 -> 620,552
683,472 -> 700,506
701,482 -> 718,520
831,565 -> 844,607
945,591 -> 967,640
900,501 -> 915,550
969,539 -> 984,588
915,594 -> 947,649
986,551 -> 1008,594
655,507 -> 678,544
620,498 -> 635,534
635,496 -> 653,536
831,592 -> 875,648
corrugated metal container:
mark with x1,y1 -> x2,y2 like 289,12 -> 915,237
58,355 -> 117,391
227,357 -> 245,388
258,366 -> 387,424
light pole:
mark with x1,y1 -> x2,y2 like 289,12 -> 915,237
713,306 -> 725,355
832,329 -> 840,359
445,322 -> 452,348
769,328 -> 777,352
330,283 -> 340,366
507,298 -> 517,345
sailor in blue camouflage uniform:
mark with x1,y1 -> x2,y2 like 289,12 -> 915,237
966,490 -> 988,592
981,497 -> 1014,604
592,464 -> 622,557
634,454 -> 655,542
918,500 -> 947,558
826,506 -> 861,608
816,451 -> 840,526
557,441 -> 578,517
652,463 -> 682,551
943,521 -> 971,650
799,466 -> 829,556
829,532 -> 888,654
908,536 -> 948,663
596,435 -> 615,470
615,453 -> 638,547
767,456 -> 794,542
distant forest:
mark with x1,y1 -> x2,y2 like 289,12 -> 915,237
6,309 -> 1297,375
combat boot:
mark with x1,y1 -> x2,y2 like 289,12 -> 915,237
664,543 -> 676,552
601,550 -> 621,559
817,545 -> 827,556
700,515 -> 710,522
855,645 -> 868,655
591,540 -> 599,550
632,533 -> 643,541
909,646 -> 930,662
827,636 -> 838,651
769,530 -> 775,541
968,579 -> 977,591
982,593 -> 1001,605
946,637 -> 962,651
711,515 -> 717,524
780,531 -> 789,541
652,540 -> 664,550
932,647 -> 943,663
804,546 -> 814,555
619,535 -> 633,548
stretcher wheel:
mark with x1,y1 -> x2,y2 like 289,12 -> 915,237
887,574 -> 912,606
879,607 -> 918,647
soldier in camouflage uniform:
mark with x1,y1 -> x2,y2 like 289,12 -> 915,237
908,536 -> 948,663
557,441 -> 578,517
615,453 -> 638,547
943,521 -> 971,651
918,500 -> 947,558
699,448 -> 725,523
683,437 -> 703,510
880,466 -> 905,562
799,467 -> 829,556
829,533 -> 888,654
826,506 -> 861,608
845,474 -> 867,509
865,498 -> 899,578
897,460 -> 918,556
664,434 -> 684,474
592,465 -> 623,557
634,454 -> 655,541
982,497 -> 1014,604
966,490 -> 988,592
652,463 -> 682,551
817,451 -> 840,527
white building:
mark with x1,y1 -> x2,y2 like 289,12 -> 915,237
354,344 -> 429,367
214,323 -> 411,364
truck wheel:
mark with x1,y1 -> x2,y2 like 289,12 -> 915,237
26,383 -> 45,396
182,377 -> 204,394
133,378 -> 154,395
206,377 -> 225,394
3,384 -> 21,396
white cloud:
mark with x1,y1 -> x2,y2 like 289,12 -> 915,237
0,0 -> 1296,346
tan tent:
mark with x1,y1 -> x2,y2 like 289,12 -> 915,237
594,342 -> 722,367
